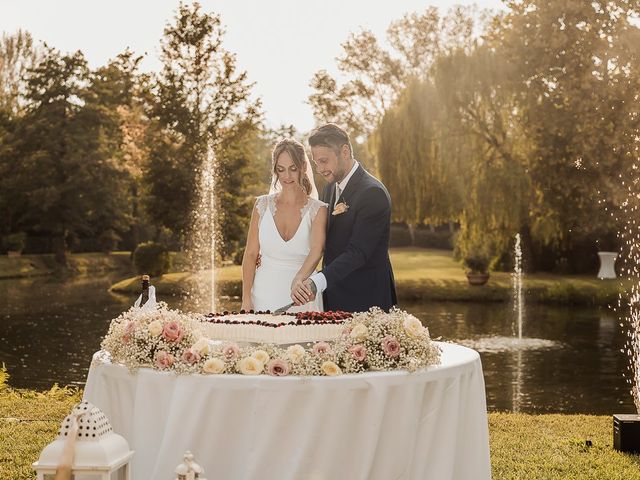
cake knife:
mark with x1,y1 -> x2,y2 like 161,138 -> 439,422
272,281 -> 317,315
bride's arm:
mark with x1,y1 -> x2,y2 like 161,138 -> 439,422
241,205 -> 261,310
291,206 -> 328,293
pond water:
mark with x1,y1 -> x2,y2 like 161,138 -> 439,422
0,275 -> 634,414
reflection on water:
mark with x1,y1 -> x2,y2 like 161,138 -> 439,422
404,302 -> 634,414
0,276 -> 634,414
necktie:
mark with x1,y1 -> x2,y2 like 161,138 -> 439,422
335,184 -> 342,207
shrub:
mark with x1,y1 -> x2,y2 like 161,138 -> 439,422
415,229 -> 454,250
390,224 -> 412,247
132,242 -> 171,277
2,232 -> 27,252
98,229 -> 121,254
463,256 -> 490,274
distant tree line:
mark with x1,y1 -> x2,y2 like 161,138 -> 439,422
0,2 -> 281,264
309,1 -> 640,273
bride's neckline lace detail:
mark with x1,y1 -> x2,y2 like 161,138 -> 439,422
256,193 -> 326,220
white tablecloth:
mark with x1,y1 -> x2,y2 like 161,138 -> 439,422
83,342 -> 491,480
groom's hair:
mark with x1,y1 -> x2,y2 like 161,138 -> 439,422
308,123 -> 353,158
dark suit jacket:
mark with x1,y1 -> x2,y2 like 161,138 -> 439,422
321,164 -> 397,312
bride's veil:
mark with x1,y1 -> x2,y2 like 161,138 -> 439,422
269,142 -> 319,200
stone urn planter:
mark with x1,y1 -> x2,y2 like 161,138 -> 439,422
466,272 -> 490,286
463,255 -> 490,286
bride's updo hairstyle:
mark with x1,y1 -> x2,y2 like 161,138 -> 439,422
272,138 -> 313,195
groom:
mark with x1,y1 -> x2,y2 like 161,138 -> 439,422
292,123 -> 397,312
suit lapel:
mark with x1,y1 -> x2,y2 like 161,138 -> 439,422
328,165 -> 366,232
326,181 -> 337,232
339,165 -> 365,203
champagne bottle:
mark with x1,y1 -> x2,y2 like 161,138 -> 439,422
140,274 -> 150,307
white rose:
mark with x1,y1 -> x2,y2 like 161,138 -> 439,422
252,349 -> 270,365
349,324 -> 369,342
147,320 -> 163,337
321,361 -> 342,376
202,358 -> 225,374
403,316 -> 424,338
238,357 -> 264,375
192,337 -> 211,356
286,344 -> 306,363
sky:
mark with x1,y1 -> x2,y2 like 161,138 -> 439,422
1,0 -> 505,132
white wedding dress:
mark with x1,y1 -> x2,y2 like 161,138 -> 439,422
252,193 -> 327,312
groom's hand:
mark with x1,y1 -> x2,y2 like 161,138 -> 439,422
292,278 -> 315,305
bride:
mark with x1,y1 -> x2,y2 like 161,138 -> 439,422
241,138 -> 328,312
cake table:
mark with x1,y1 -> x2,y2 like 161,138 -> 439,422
83,342 -> 491,479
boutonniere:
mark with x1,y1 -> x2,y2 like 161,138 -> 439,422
332,202 -> 349,216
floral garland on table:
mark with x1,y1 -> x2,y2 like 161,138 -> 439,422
100,303 -> 441,377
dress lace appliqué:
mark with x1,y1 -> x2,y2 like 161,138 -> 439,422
255,195 -> 269,219
257,194 -> 326,221
303,198 -> 328,221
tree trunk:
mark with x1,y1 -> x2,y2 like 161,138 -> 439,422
131,183 -> 140,249
52,234 -> 68,266
408,223 -> 416,246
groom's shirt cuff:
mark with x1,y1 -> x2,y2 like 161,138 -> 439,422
310,272 -> 327,293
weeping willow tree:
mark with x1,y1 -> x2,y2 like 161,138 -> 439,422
373,78 -> 465,241
432,44 -> 531,268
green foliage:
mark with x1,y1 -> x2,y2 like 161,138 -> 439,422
463,256 -> 490,274
133,241 -> 171,277
144,1 -> 261,243
308,5 -> 488,139
375,79 -> 464,226
355,1 -> 640,272
98,229 -> 121,253
2,232 -> 26,252
1,45 -> 148,262
414,229 -> 453,250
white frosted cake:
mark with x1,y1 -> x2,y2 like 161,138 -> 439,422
201,311 -> 351,344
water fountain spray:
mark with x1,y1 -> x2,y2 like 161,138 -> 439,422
512,233 -> 524,341
611,166 -> 640,452
185,146 -> 219,313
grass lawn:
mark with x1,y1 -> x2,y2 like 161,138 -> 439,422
0,252 -> 132,279
1,377 -> 639,479
111,248 -> 623,306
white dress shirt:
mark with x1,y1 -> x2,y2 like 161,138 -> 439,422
310,160 -> 359,294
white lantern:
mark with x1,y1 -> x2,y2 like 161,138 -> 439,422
33,401 -> 134,480
175,451 -> 206,480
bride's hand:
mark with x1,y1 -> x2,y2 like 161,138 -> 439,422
291,277 -> 315,305
291,275 -> 305,293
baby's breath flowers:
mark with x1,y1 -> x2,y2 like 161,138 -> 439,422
100,305 -> 441,377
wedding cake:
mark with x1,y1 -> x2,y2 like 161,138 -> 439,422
201,310 -> 351,344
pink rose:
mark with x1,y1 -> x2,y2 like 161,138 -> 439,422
181,348 -> 201,365
223,342 -> 240,361
381,335 -> 401,358
122,321 -> 136,344
266,359 -> 291,376
162,321 -> 183,343
348,344 -> 367,362
155,350 -> 175,370
312,341 -> 331,355
342,325 -> 353,336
